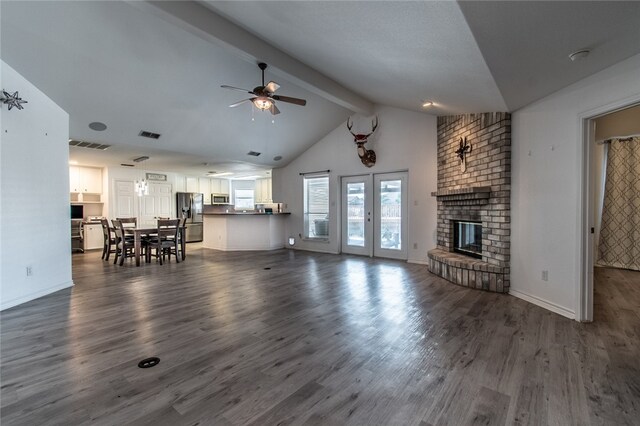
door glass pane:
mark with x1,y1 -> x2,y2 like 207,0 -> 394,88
379,180 -> 402,250
347,182 -> 365,246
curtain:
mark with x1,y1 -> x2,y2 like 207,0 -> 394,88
597,136 -> 640,271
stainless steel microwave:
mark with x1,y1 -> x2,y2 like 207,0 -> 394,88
211,194 -> 229,204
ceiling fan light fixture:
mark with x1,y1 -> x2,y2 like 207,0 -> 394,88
252,97 -> 273,110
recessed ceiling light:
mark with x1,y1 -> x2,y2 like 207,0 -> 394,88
273,155 -> 282,161
88,122 -> 107,131
568,49 -> 590,62
422,101 -> 434,108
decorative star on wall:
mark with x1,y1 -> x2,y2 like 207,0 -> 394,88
454,136 -> 472,172
1,89 -> 28,111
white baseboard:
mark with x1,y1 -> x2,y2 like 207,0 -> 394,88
509,288 -> 575,319
291,246 -> 340,255
1,280 -> 74,311
407,258 -> 429,265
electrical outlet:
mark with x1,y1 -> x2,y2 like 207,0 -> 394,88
26,266 -> 33,277
413,243 -> 418,249
542,270 -> 549,281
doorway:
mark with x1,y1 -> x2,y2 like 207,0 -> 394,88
139,182 -> 173,225
113,180 -> 172,225
581,102 -> 640,321
341,172 -> 408,260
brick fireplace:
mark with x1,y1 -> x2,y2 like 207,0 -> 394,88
428,113 -> 511,293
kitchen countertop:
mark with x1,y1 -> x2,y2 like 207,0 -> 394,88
202,212 -> 290,216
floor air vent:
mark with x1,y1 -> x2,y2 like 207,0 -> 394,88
138,357 -> 160,368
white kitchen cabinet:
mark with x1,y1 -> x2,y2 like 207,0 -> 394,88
186,177 -> 198,193
83,224 -> 103,250
210,178 -> 221,194
69,166 -> 80,193
69,166 -> 102,194
210,178 -> 230,195
198,178 -> 211,203
83,167 -> 102,193
266,178 -> 272,202
255,179 -> 262,203
255,178 -> 272,202
220,179 -> 230,195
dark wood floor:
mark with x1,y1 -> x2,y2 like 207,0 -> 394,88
1,248 -> 639,425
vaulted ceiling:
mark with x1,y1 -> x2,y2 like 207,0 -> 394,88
2,1 -> 639,176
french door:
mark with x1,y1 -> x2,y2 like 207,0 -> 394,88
139,182 -> 172,225
341,172 -> 408,260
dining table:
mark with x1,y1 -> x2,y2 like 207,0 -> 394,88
125,225 -> 187,267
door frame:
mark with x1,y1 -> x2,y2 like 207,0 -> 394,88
373,172 -> 408,260
339,170 -> 409,260
578,96 -> 640,322
341,175 -> 373,256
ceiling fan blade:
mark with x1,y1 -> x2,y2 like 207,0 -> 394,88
229,98 -> 254,108
265,81 -> 280,93
270,103 -> 281,115
271,95 -> 306,106
221,85 -> 254,94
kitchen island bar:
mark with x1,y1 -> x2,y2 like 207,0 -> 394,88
202,213 -> 290,251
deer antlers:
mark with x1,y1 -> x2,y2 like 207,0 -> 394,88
346,116 -> 378,168
347,116 -> 378,142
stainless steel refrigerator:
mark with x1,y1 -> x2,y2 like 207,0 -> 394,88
176,192 -> 203,242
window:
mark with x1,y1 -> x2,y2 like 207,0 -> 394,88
234,189 -> 255,210
303,175 -> 329,239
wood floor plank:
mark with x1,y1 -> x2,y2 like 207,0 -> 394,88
1,249 -> 638,425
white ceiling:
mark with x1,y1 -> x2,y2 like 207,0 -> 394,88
204,0 -> 507,114
2,1 -> 639,176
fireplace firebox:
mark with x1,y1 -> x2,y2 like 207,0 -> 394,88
453,220 -> 482,259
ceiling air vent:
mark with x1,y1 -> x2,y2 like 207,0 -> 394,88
68,139 -> 111,150
247,151 -> 261,157
139,130 -> 161,139
120,163 -> 135,167
133,156 -> 150,163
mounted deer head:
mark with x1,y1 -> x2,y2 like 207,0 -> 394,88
347,116 -> 378,168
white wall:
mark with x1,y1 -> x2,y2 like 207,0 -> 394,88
511,53 -> 640,318
272,105 -> 437,264
1,61 -> 72,310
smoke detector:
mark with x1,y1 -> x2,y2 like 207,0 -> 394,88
568,49 -> 590,62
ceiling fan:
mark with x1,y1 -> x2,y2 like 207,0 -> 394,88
221,62 -> 306,115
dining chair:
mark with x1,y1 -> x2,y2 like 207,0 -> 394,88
112,219 -> 142,266
116,217 -> 137,228
146,219 -> 181,265
71,219 -> 84,253
178,217 -> 187,261
100,218 -> 116,261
